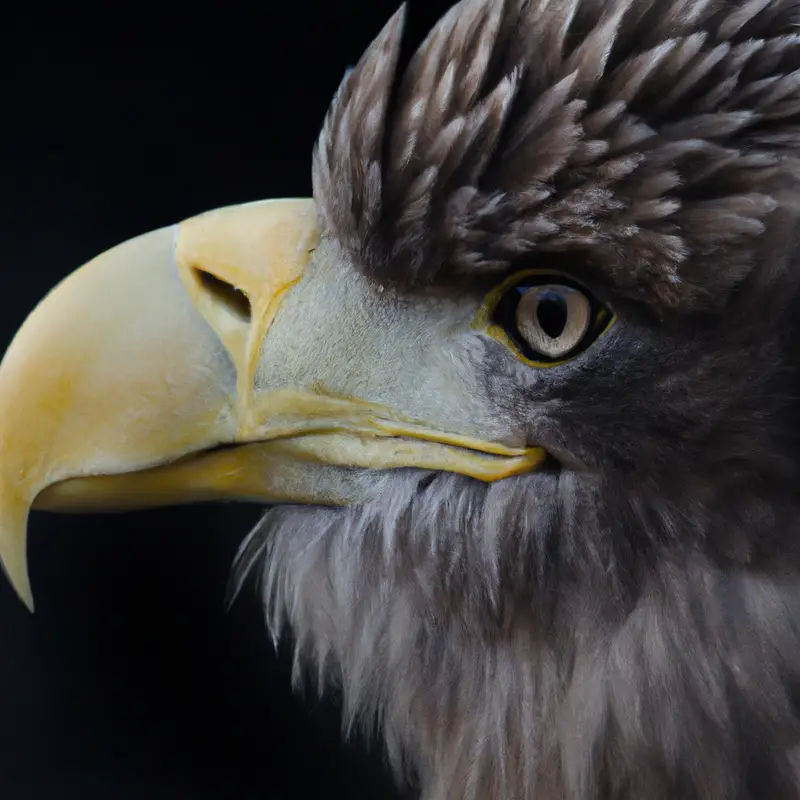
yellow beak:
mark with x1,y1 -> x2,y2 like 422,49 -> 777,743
0,198 -> 544,611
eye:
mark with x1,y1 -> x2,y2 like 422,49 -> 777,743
484,272 -> 614,366
515,285 -> 590,359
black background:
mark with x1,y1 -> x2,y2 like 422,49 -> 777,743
0,1 -> 454,797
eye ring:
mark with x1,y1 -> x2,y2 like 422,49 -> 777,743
473,269 -> 616,367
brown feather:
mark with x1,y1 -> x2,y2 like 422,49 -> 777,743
311,0 -> 800,312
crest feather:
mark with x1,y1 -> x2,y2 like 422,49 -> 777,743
312,0 -> 800,310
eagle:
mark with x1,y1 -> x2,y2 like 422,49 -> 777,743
2,0 -> 800,797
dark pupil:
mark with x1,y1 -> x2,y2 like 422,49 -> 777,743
535,291 -> 568,338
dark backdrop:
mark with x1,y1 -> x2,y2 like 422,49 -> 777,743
0,2 -> 453,797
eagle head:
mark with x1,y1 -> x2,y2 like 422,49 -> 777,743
2,0 -> 800,797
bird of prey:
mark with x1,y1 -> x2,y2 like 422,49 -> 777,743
2,0 -> 800,797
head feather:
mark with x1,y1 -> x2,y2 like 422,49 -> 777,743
311,0 -> 800,311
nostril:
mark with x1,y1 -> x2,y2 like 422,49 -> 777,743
194,269 -> 251,322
